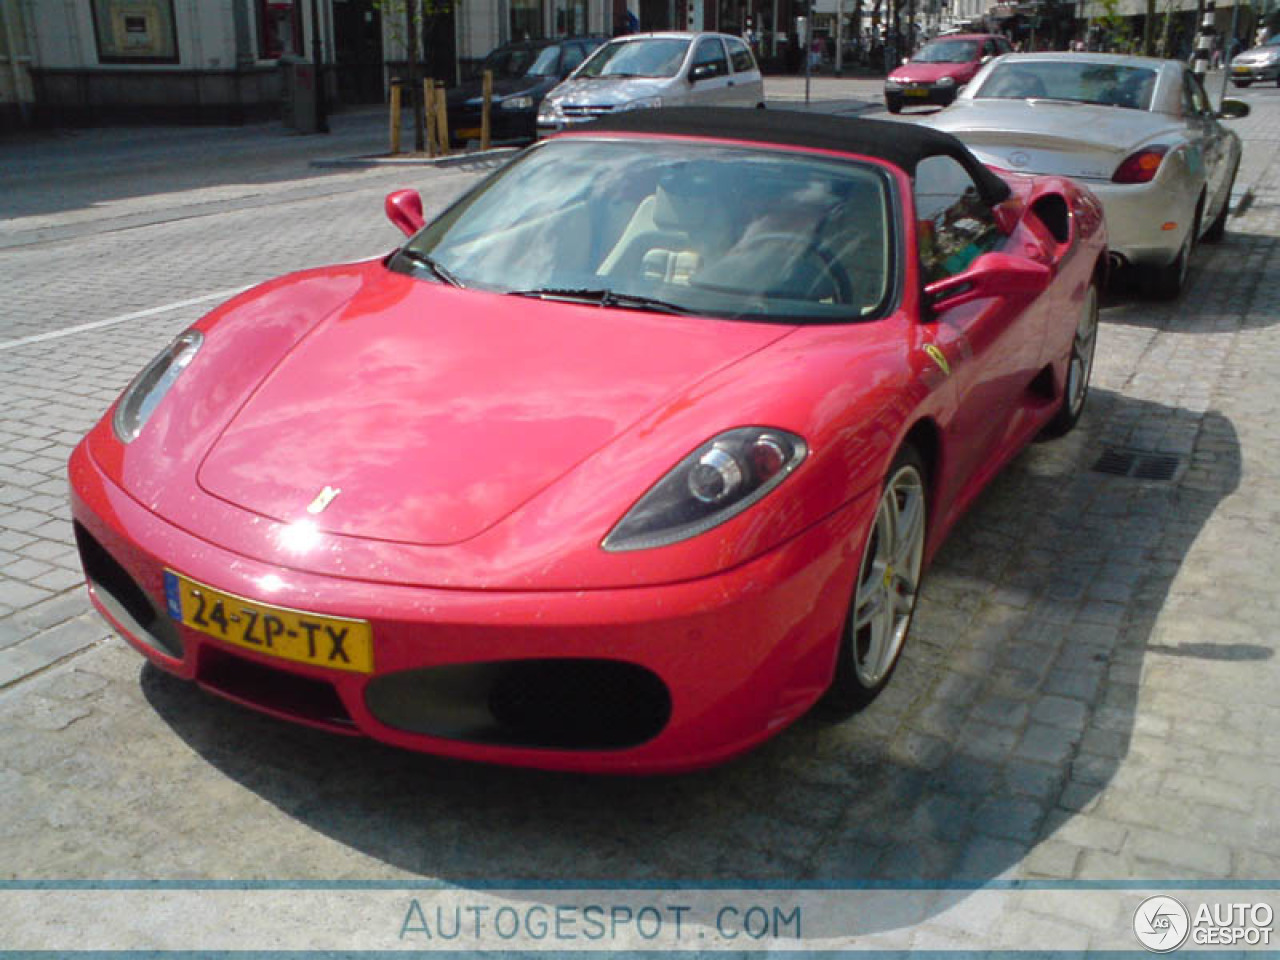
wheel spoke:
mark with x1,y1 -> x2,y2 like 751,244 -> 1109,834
855,582 -> 886,630
892,492 -> 923,570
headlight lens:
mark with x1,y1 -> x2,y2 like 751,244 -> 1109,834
602,427 -> 808,552
617,95 -> 664,111
936,76 -> 956,87
112,329 -> 203,443
537,99 -> 563,121
501,95 -> 535,110
885,80 -> 902,91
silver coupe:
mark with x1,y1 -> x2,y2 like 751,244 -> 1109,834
925,53 -> 1248,298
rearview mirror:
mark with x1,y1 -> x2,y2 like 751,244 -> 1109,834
1218,98 -> 1250,119
924,252 -> 1052,314
385,189 -> 425,237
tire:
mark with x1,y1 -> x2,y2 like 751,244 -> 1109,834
1202,160 -> 1238,244
818,444 -> 927,717
885,97 -> 902,114
1143,200 -> 1201,300
1042,281 -> 1099,438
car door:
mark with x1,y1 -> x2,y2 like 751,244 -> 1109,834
914,155 -> 1051,494
686,37 -> 735,105
724,36 -> 764,105
1181,68 -> 1231,220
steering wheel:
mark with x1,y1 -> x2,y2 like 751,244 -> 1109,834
717,232 -> 855,303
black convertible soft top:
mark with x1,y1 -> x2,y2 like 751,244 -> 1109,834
577,106 -> 1012,207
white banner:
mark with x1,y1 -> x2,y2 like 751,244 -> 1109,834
1,885 -> 1276,952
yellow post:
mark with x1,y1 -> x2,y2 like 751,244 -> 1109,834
423,78 -> 438,157
388,80 -> 402,155
435,83 -> 451,156
480,69 -> 492,151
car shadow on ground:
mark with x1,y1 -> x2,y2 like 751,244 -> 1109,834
141,387 -> 1241,929
1102,229 -> 1279,331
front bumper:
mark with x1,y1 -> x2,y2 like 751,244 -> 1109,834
69,440 -> 873,774
1230,61 -> 1280,82
885,83 -> 958,107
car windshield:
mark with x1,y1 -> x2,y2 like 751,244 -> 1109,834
578,38 -> 690,78
913,40 -> 979,63
973,60 -> 1158,109
392,138 -> 896,323
482,45 -> 546,79
526,44 -> 562,76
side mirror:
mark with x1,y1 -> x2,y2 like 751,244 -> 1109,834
385,189 -> 425,238
924,251 -> 1052,313
980,54 -> 993,64
1218,97 -> 1250,119
690,63 -> 716,83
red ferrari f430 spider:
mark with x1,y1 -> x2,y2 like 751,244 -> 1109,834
70,109 -> 1105,773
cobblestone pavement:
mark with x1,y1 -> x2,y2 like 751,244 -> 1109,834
2,80 -> 1279,946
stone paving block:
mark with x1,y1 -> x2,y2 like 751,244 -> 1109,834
11,591 -> 88,632
1125,827 -> 1233,877
1013,722 -> 1079,766
1043,812 -> 1128,853
0,617 -> 106,688
0,580 -> 51,609
1160,771 -> 1254,814
972,797 -> 1047,843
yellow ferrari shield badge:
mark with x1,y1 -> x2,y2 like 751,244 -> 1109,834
924,344 -> 951,377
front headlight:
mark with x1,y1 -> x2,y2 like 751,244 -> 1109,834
936,76 -> 956,87
501,95 -> 535,110
617,95 -> 664,111
603,427 -> 808,552
885,80 -> 903,91
112,329 -> 203,443
537,99 -> 563,121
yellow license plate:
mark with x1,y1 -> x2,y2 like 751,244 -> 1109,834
164,570 -> 373,673
456,126 -> 483,139
904,88 -> 929,97
1233,66 -> 1249,74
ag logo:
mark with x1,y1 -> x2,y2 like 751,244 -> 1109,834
1134,896 -> 1190,952
1007,150 -> 1031,168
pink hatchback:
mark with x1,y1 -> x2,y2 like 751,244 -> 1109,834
885,34 -> 1011,113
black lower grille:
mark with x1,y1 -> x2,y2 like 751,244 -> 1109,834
74,522 -> 182,657
366,658 -> 672,750
198,646 -> 355,731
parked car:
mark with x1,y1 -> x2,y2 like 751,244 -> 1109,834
926,53 -> 1247,298
884,33 -> 1012,113
1229,35 -> 1280,86
536,32 -> 763,136
445,36 -> 605,145
70,108 -> 1104,774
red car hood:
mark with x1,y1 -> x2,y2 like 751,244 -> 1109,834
197,271 -> 791,546
889,62 -> 975,84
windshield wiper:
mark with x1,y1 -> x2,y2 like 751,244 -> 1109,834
507,287 -> 697,315
399,249 -> 464,287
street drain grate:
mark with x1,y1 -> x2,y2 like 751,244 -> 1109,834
1091,447 -> 1185,482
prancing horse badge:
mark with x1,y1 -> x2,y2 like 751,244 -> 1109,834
307,486 -> 342,514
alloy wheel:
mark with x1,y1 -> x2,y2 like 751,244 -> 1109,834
851,463 -> 926,687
